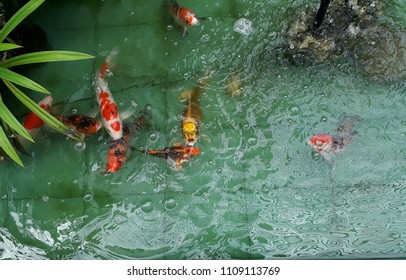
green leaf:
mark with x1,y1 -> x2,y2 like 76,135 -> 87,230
0,43 -> 22,51
0,95 -> 34,142
3,80 -> 84,142
0,124 -> 24,166
0,0 -> 46,43
0,51 -> 94,68
0,67 -> 49,93
3,51 -> 94,68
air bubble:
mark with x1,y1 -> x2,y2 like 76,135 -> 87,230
261,185 -> 270,194
167,25 -> 173,31
74,142 -> 86,152
72,109 -> 78,114
71,235 -> 82,246
141,201 -> 154,213
83,192 -> 93,202
149,131 -> 159,142
145,104 -> 152,111
164,198 -> 177,210
321,116 -> 328,122
290,105 -> 300,116
200,34 -> 210,42
233,18 -> 254,36
42,196 -> 49,202
247,137 -> 257,146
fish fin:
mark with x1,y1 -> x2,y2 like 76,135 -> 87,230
119,108 -> 136,121
181,27 -> 189,38
12,137 -> 30,156
201,134 -> 211,143
105,47 -> 119,71
179,88 -> 194,102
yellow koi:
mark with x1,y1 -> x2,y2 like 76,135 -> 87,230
179,73 -> 210,146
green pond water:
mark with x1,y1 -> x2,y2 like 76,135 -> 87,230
1,0 -> 406,259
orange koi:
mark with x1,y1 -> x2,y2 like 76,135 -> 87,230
56,115 -> 101,135
94,48 -> 123,140
137,143 -> 200,169
169,0 -> 199,37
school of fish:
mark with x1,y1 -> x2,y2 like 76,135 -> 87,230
9,1 -> 362,172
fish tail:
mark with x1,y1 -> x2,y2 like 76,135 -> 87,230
168,0 -> 177,7
134,106 -> 152,132
99,47 -> 119,79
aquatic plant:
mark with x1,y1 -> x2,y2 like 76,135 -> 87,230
0,0 -> 93,166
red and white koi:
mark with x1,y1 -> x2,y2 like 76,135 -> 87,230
23,95 -> 53,132
94,48 -> 123,141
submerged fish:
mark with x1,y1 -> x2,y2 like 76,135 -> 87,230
180,73 -> 210,146
56,114 -> 101,135
168,0 -> 199,37
308,117 -> 358,159
106,125 -> 131,173
137,143 -> 200,169
94,48 -> 123,141
106,107 -> 151,173
226,71 -> 243,97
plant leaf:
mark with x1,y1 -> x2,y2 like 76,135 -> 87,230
0,0 -> 46,43
3,80 -> 84,142
0,67 -> 49,93
0,51 -> 94,68
0,124 -> 24,166
0,43 -> 22,51
0,95 -> 34,142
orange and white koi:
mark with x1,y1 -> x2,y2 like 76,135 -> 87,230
169,0 -> 199,36
308,117 -> 357,159
180,73 -> 210,146
137,142 -> 200,169
94,48 -> 123,141
56,115 -> 101,135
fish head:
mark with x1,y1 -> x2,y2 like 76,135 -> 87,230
187,146 -> 200,156
38,95 -> 53,110
307,134 -> 333,152
182,121 -> 198,146
106,151 -> 126,173
80,116 -> 102,135
180,9 -> 199,26
106,137 -> 128,173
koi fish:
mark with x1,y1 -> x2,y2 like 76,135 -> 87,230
107,125 -> 130,173
169,0 -> 199,37
226,71 -> 243,97
137,143 -> 200,169
106,107 -> 151,173
23,95 -> 53,132
94,48 -> 123,141
56,115 -> 101,135
180,73 -> 210,146
308,117 -> 358,159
